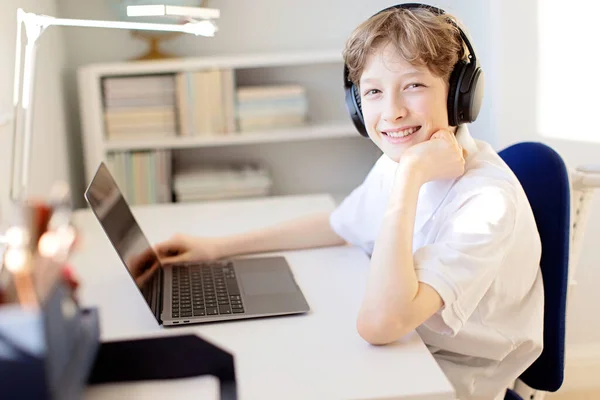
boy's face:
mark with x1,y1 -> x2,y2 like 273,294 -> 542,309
359,42 -> 453,163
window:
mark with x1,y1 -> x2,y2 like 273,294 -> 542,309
537,0 -> 600,142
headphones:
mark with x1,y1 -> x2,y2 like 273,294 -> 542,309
343,3 -> 484,137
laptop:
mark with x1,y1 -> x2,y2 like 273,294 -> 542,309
84,162 -> 310,326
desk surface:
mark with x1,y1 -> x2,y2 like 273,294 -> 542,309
72,194 -> 455,400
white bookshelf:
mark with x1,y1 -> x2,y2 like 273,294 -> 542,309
77,50 -> 381,201
103,122 -> 356,151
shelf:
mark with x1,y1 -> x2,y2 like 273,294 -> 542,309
81,50 -> 343,77
104,122 -> 359,151
78,49 -> 380,195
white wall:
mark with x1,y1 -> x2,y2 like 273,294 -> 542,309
0,0 -> 70,218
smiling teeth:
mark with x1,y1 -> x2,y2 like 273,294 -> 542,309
386,127 -> 419,138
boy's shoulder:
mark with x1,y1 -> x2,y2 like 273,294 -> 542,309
449,140 -> 521,213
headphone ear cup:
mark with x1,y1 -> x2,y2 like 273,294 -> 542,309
459,64 -> 484,124
344,82 -> 368,137
352,84 -> 368,137
352,83 -> 362,116
447,60 -> 466,127
352,85 -> 365,119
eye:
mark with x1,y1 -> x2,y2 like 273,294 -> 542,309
362,88 -> 381,96
406,83 -> 425,90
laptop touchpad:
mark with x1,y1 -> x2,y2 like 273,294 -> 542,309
240,271 -> 298,296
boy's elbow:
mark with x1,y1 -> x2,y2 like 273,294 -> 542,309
356,313 -> 410,345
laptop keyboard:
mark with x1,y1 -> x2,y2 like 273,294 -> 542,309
171,261 -> 244,318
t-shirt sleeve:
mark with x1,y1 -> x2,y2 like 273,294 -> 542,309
414,186 -> 517,336
329,156 -> 388,254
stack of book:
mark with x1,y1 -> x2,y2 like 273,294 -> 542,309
102,75 -> 177,141
102,73 -> 310,138
236,84 -> 308,132
105,150 -> 172,205
173,163 -> 272,202
175,69 -> 236,136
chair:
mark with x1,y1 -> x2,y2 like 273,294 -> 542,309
498,142 -> 570,400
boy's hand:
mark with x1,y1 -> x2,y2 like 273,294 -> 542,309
399,129 -> 466,185
153,234 -> 222,265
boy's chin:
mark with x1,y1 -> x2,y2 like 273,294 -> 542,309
375,141 -> 410,162
381,149 -> 403,164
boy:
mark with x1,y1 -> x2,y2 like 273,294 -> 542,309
154,4 -> 544,399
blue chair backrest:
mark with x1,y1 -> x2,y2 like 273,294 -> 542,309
498,142 -> 570,392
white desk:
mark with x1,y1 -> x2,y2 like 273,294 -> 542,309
72,194 -> 455,400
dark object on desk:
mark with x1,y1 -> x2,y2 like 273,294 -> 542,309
0,282 -> 101,400
88,334 -> 237,400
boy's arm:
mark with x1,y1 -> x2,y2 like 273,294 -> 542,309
357,130 -> 464,345
216,212 -> 347,259
357,166 -> 443,345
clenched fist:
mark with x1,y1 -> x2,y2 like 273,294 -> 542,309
399,129 -> 466,185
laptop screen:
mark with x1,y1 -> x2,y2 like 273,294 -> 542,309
84,162 -> 162,318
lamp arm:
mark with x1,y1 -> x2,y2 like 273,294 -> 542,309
10,9 -> 22,202
36,15 -> 210,35
10,9 -> 43,202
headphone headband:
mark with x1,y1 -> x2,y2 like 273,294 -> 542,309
343,2 -> 484,136
378,4 -> 478,64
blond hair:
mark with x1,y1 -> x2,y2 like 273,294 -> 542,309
343,7 -> 468,86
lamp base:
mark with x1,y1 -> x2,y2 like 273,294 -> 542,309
130,30 -> 181,61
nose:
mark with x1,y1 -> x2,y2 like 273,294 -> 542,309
381,94 -> 407,122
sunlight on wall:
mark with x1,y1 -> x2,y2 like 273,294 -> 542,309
538,0 -> 600,142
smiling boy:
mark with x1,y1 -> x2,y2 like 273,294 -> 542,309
154,4 -> 544,399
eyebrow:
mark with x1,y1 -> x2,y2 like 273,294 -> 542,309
360,71 -> 424,84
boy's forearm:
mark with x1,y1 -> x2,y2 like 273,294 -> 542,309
358,166 -> 421,341
216,212 -> 346,258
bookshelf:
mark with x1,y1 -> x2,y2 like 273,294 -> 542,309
77,50 -> 381,204
103,122 -> 356,151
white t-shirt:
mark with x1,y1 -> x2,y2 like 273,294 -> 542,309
330,125 -> 544,400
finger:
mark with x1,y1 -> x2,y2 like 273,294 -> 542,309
154,238 -> 182,257
462,147 -> 468,159
435,130 -> 464,159
431,129 -> 453,141
158,253 -> 189,266
430,131 -> 444,140
442,130 -> 462,153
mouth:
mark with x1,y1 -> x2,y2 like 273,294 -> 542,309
382,126 -> 421,139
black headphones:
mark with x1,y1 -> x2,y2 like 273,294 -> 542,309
343,3 -> 484,137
